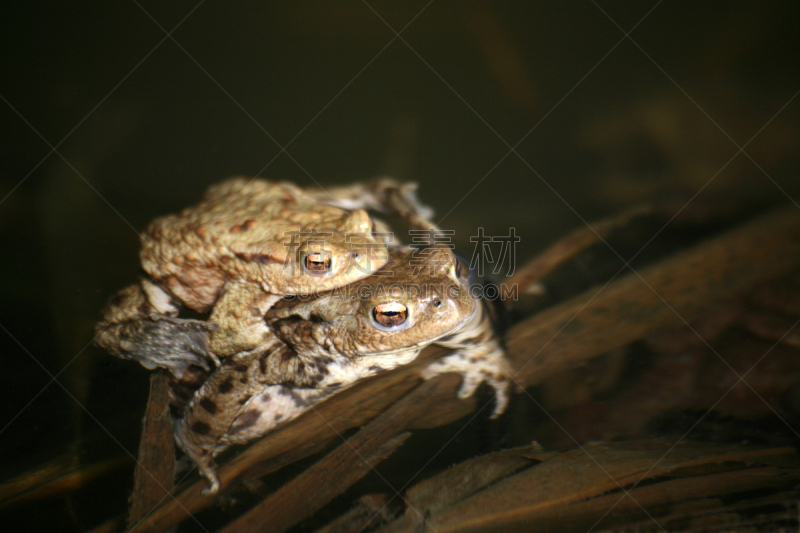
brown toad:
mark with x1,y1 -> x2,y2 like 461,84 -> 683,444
96,178 -> 433,375
173,245 -> 511,494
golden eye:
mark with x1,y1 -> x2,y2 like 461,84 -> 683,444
372,302 -> 408,328
304,253 -> 332,274
455,259 -> 463,279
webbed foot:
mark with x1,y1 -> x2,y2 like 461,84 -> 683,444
96,317 -> 220,378
421,352 -> 512,419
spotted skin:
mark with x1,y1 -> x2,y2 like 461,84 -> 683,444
95,178 -> 436,375
174,246 -> 512,494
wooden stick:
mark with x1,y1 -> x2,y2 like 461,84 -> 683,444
127,370 -> 175,528
506,204 -> 652,294
219,377 -> 458,533
127,362 -> 432,533
508,205 -> 800,387
130,205 -> 800,532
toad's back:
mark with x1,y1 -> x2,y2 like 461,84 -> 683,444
139,178 -> 379,311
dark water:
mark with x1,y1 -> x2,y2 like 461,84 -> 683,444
2,1 -> 799,531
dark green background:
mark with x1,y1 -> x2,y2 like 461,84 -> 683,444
1,1 -> 798,530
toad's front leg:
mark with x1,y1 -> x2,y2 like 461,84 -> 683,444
207,278 -> 282,357
422,303 -> 513,418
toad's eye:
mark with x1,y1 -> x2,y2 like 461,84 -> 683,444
455,259 -> 463,279
372,302 -> 408,328
303,253 -> 332,275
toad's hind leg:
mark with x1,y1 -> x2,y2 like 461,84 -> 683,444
95,280 -> 218,377
174,341 -> 278,495
175,338 -> 317,494
306,177 -> 440,235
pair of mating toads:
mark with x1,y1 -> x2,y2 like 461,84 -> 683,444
95,177 -> 512,495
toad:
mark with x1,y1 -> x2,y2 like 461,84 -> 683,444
172,245 -> 511,493
95,177 -> 434,375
